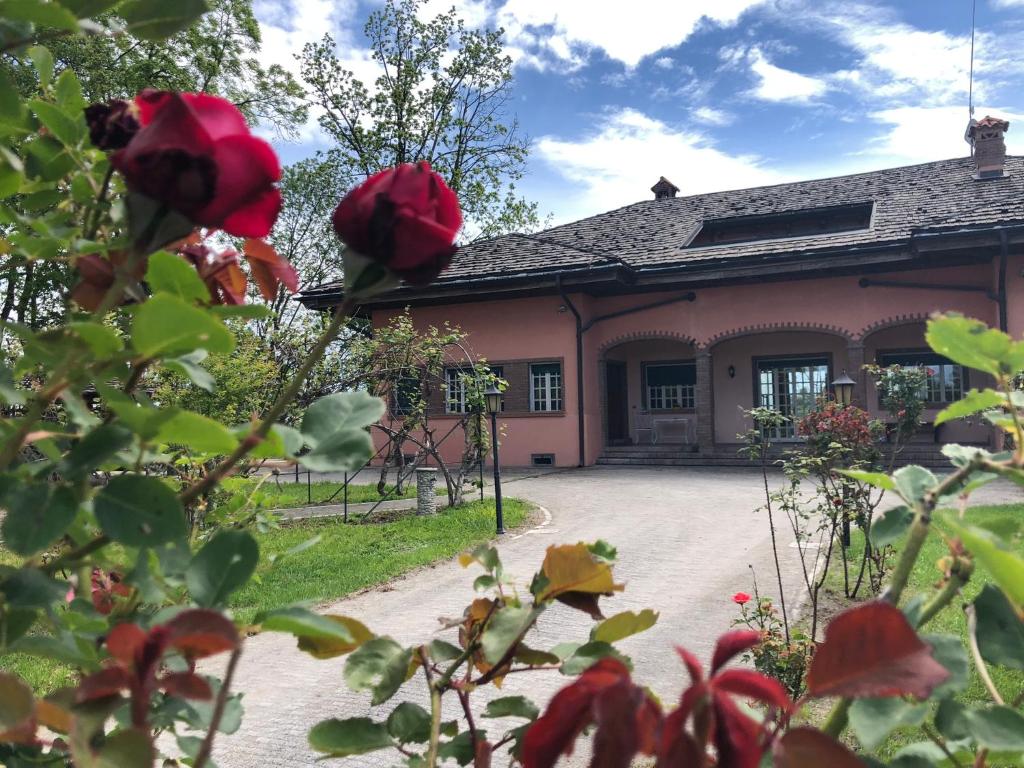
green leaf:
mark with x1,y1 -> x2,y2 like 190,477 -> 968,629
0,0 -> 78,30
0,672 -> 33,738
974,584 -> 1024,670
244,423 -> 303,459
590,609 -> 658,644
155,410 -> 238,454
870,505 -> 913,548
481,604 -> 534,665
27,44 -> 53,86
935,388 -> 1006,425
892,465 -> 937,506
1,569 -> 68,609
295,615 -> 372,659
119,0 -> 209,40
298,428 -> 373,473
513,645 -> 560,666
256,607 -> 356,643
849,698 -> 929,751
923,633 -> 969,698
58,0 -> 123,16
438,730 -> 483,766
0,363 -> 24,405
61,424 -> 133,476
482,696 -> 539,721
343,637 -> 412,705
427,639 -> 463,662
308,717 -> 393,757
24,134 -> 73,180
164,350 -> 214,392
185,531 -> 258,607
300,391 -> 385,471
927,313 -> 1024,377
386,702 -> 431,744
0,163 -> 20,198
837,469 -> 895,491
1,481 -> 77,556
560,641 -> 630,676
131,293 -> 233,358
935,699 -> 970,741
963,705 -> 1024,751
68,321 -> 123,357
53,69 -> 85,114
944,515 -> 1024,609
207,303 -> 272,320
94,727 -> 155,768
93,474 -> 186,547
29,99 -> 85,147
145,251 -> 210,303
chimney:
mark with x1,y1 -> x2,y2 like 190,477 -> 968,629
651,176 -> 680,200
967,115 -> 1010,179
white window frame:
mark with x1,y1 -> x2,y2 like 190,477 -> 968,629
529,362 -> 563,413
644,363 -> 696,411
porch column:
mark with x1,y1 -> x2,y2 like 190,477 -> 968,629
845,342 -> 868,407
696,350 -> 714,453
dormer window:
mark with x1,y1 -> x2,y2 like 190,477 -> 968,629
685,201 -> 874,248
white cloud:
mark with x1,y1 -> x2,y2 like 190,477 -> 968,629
747,47 -> 827,103
991,0 -> 1024,7
692,106 -> 735,125
428,0 -> 768,69
535,108 -> 789,220
654,56 -> 675,70
865,105 -> 1024,165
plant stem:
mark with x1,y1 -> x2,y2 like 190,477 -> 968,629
421,647 -> 442,768
761,447 -> 790,643
966,605 -> 1004,706
194,645 -> 244,768
821,698 -> 851,738
42,534 -> 111,575
180,296 -> 356,506
916,563 -> 971,629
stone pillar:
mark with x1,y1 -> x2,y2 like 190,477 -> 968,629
695,350 -> 714,453
846,343 -> 868,408
415,468 -> 437,515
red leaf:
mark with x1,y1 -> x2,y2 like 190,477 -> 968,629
655,707 -> 702,768
712,692 -> 769,768
591,678 -> 661,768
77,667 -> 131,702
160,672 -> 213,700
675,646 -> 704,684
711,629 -> 761,674
106,623 -> 146,666
805,601 -> 949,699
165,609 -> 239,658
713,669 -> 791,711
243,238 -> 299,300
521,658 -> 631,768
772,727 -> 865,768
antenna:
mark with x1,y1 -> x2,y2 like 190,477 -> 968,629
968,0 -> 977,118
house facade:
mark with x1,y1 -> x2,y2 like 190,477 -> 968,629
301,118 -> 1024,468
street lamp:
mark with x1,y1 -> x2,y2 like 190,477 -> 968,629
832,371 -> 856,407
484,383 -> 505,535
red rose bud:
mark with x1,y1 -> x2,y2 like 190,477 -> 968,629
84,99 -> 140,151
112,91 -> 282,238
732,592 -> 751,605
332,162 -> 461,287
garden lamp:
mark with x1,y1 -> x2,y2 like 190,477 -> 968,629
832,371 -> 856,407
484,383 -> 505,534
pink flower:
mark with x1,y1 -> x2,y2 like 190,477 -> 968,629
732,592 -> 751,605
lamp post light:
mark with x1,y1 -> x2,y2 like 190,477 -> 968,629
831,370 -> 857,547
832,371 -> 856,407
484,383 -> 505,535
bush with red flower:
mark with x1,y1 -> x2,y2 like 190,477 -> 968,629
796,400 -> 883,463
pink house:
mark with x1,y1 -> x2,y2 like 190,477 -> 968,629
301,118 -> 1024,468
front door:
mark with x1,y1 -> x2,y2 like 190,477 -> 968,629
756,356 -> 830,439
606,361 -> 630,444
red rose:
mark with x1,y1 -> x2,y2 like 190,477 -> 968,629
112,91 -> 282,238
332,162 -> 461,285
732,591 -> 751,605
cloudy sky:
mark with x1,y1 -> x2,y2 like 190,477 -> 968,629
253,0 -> 1024,224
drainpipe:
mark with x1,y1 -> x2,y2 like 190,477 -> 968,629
556,275 -> 585,467
998,230 -> 1009,332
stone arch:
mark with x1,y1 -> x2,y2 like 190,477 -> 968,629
701,322 -> 854,350
598,329 -> 699,358
856,313 -> 932,342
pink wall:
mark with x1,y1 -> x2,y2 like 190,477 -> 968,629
372,260 -> 1019,466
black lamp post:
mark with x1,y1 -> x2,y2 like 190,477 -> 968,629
484,383 -> 505,535
832,371 -> 856,407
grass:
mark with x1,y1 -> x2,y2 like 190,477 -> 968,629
820,502 -> 1024,757
0,498 -> 530,692
221,475 -> 428,507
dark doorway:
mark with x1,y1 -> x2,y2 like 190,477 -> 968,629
606,361 -> 630,445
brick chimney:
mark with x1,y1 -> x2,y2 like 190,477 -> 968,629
967,115 -> 1010,179
651,176 -> 680,200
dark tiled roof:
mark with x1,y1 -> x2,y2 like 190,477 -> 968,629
302,156 -> 1024,297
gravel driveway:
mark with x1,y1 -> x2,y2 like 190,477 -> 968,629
203,466 -> 1020,767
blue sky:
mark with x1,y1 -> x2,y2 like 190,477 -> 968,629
253,0 -> 1024,225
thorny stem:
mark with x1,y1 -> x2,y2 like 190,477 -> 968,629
180,296 -> 356,505
915,560 -> 971,629
922,721 -> 965,768
194,645 -> 244,768
966,605 -> 1005,706
421,647 -> 442,768
759,435 -> 790,643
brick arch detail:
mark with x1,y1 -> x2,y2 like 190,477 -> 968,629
598,330 -> 699,358
701,322 -> 854,350
856,314 -> 931,341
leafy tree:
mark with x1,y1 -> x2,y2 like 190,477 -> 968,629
300,0 -> 539,240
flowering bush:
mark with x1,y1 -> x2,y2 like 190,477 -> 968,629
866,362 -> 929,445
733,592 -> 813,700
796,400 -> 883,462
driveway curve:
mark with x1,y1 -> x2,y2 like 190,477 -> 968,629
204,466 -> 1019,767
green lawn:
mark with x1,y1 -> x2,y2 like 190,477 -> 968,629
824,503 -> 1024,757
221,475 -> 459,508
0,498 -> 530,692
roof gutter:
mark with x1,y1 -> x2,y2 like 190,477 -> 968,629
556,274 -> 586,468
